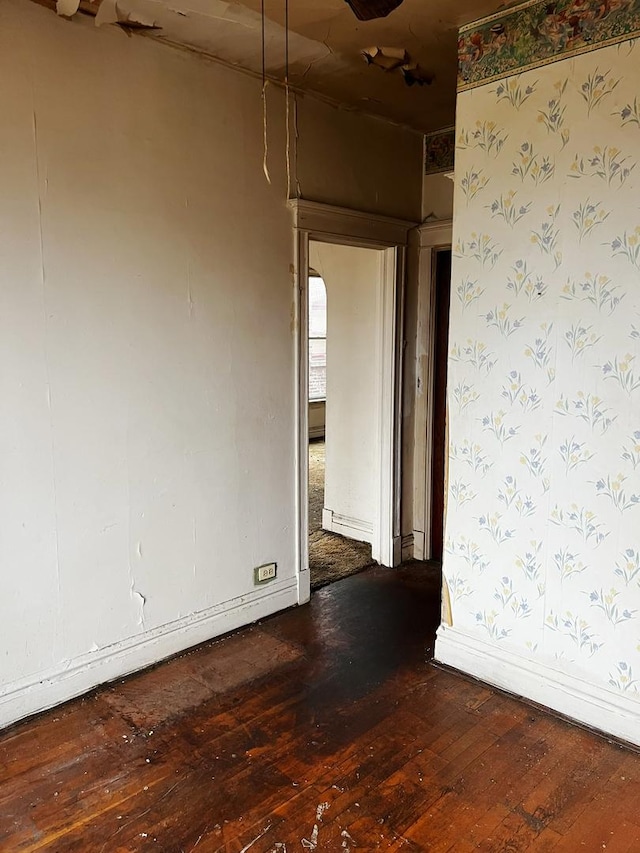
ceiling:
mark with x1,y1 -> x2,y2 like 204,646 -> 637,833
55,0 -> 508,133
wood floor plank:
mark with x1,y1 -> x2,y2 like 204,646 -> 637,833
0,563 -> 638,853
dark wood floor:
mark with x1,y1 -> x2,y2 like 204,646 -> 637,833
1,563 -> 639,852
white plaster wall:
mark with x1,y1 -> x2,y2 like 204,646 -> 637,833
309,242 -> 383,541
422,173 -> 454,222
0,0 -> 423,726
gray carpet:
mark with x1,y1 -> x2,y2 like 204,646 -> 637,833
308,439 -> 376,590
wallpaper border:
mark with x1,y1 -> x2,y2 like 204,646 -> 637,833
458,0 -> 640,91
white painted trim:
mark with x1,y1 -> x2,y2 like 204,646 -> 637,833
435,625 -> 640,748
401,533 -> 414,562
373,246 -> 401,567
413,220 -> 452,561
0,579 -> 298,731
308,425 -> 325,440
322,508 -> 374,545
294,229 -> 311,606
289,199 -> 417,247
291,199 -> 413,587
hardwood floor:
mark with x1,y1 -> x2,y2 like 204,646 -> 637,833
1,562 -> 639,852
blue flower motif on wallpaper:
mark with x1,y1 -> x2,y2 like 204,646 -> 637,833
578,68 -> 620,115
529,206 -> 562,269
452,380 -> 479,413
546,611 -> 601,657
450,440 -> 493,476
456,278 -> 484,313
488,191 -> 532,227
560,273 -> 623,315
501,371 -> 542,413
614,549 -> 640,585
621,431 -> 640,469
450,479 -> 477,507
537,81 -> 570,148
506,259 -> 547,301
458,121 -> 508,157
550,504 -> 608,547
454,233 -> 502,268
511,142 -> 555,185
563,322 -> 601,362
569,146 -> 635,186
485,304 -> 524,338
618,96 -> 640,129
515,541 -> 543,583
587,587 -> 636,626
447,36 -> 640,695
494,76 -> 537,110
475,609 -> 510,641
571,200 -> 610,242
594,474 -> 640,512
459,169 -> 490,204
450,339 -> 496,373
610,228 -> 640,269
609,661 -> 639,693
600,354 -> 640,394
555,392 -> 616,433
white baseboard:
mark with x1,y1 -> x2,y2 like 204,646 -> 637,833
322,508 -> 373,545
308,426 -> 325,440
401,533 -> 414,562
0,579 -> 298,731
412,530 -> 425,561
435,625 -> 640,748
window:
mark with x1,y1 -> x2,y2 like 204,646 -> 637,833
308,274 -> 327,402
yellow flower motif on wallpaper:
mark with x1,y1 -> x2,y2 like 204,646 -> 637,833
578,68 -> 620,116
569,146 -> 635,186
488,191 -> 531,227
560,273 -> 623,314
595,474 -> 640,512
460,168 -> 490,203
600,353 -> 640,393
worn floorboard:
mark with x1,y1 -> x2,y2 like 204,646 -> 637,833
0,563 -> 638,852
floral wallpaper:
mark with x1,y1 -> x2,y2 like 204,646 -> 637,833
458,0 -> 640,90
445,36 -> 640,699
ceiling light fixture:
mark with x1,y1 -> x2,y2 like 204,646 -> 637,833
344,0 -> 404,21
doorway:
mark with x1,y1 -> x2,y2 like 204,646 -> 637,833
307,248 -> 381,590
411,220 -> 453,564
430,248 -> 451,562
291,199 -> 414,605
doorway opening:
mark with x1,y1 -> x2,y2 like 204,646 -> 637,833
307,263 -> 376,590
430,248 -> 452,563
291,199 -> 414,606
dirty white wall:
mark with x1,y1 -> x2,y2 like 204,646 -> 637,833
422,173 -> 454,222
436,31 -> 640,745
309,242 -> 383,546
0,0 -> 423,727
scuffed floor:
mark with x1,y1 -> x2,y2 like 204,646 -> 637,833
2,561 -> 640,852
308,439 -> 375,590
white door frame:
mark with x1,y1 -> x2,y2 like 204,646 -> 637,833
289,199 -> 417,604
411,220 -> 453,562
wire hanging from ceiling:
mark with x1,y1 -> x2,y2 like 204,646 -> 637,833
285,0 -> 291,199
261,0 -> 271,184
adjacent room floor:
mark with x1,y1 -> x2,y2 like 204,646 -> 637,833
2,562 -> 639,852
308,439 -> 375,590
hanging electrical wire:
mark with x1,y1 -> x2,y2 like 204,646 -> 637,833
285,0 -> 291,199
261,0 -> 271,184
